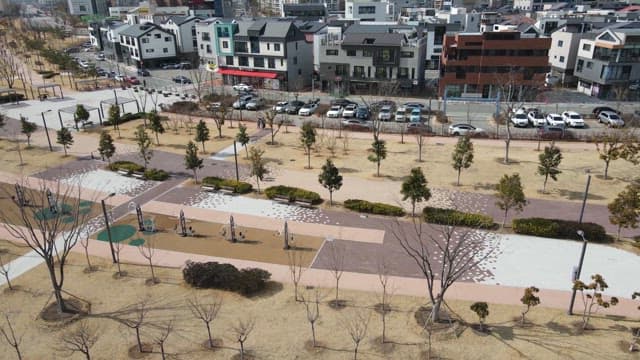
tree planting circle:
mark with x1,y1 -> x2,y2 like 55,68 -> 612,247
96,224 -> 136,243
129,238 -> 145,246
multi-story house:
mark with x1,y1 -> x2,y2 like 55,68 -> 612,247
161,16 -> 204,56
67,0 -> 108,15
439,31 -> 551,99
100,20 -> 128,62
195,18 -> 221,70
212,19 -> 313,91
344,0 -> 395,22
119,23 -> 178,68
281,3 -> 327,21
318,23 -> 426,94
573,23 -> 640,98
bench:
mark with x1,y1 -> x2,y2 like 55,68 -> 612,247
132,171 -> 145,179
201,184 -> 217,192
294,198 -> 314,208
272,195 -> 290,204
219,185 -> 235,195
117,168 -> 130,176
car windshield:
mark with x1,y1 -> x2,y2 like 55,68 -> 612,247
515,114 -> 526,119
535,113 -> 544,118
380,109 -> 390,113
570,114 -> 581,119
330,106 -> 340,111
609,114 -> 620,120
553,116 -> 562,121
412,109 -> 421,114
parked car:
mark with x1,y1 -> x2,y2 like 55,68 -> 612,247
342,119 -> 371,130
371,100 -> 395,111
161,63 -> 179,69
629,80 -> 640,91
545,113 -> 565,126
114,74 -> 125,81
448,123 -> 484,136
126,76 -> 140,85
245,98 -> 265,110
394,107 -> 407,122
233,83 -> 253,92
137,68 -> 150,77
326,105 -> 343,118
342,104 -> 358,118
233,95 -> 254,109
273,101 -> 288,113
562,111 -> 585,128
285,101 -> 305,114
298,102 -> 318,116
406,122 -> 431,134
537,125 -> 565,140
331,98 -> 356,107
172,75 -> 192,84
598,111 -> 625,127
178,62 -> 192,69
527,111 -> 545,127
404,102 -> 425,109
355,106 -> 370,120
511,111 -> 529,127
592,106 -> 620,117
409,108 -> 422,123
94,53 -> 105,61
378,106 -> 393,121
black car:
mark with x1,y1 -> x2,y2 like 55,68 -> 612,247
137,68 -> 150,77
592,106 -> 620,117
355,106 -> 370,120
285,100 -> 305,114
537,125 -> 565,140
331,98 -> 356,107
172,76 -> 192,84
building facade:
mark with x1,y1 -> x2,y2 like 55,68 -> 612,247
161,16 -> 203,55
119,23 -> 178,68
439,31 -> 551,99
344,0 -> 394,22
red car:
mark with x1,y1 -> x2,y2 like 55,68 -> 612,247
125,76 -> 140,85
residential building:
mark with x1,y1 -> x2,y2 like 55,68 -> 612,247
212,19 -> 314,91
574,23 -> 640,98
344,0 -> 394,22
281,3 -> 327,21
119,23 -> 178,68
424,22 -> 462,80
439,31 -> 551,99
100,20 -> 128,62
67,0 -> 108,15
318,23 -> 426,95
109,6 -> 137,17
195,18 -> 221,70
161,16 -> 204,55
435,8 -> 480,32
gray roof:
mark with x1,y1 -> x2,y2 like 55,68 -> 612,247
342,32 -> 406,47
294,20 -> 327,33
236,19 -> 296,39
165,15 -> 205,26
119,23 -> 160,37
283,3 -> 326,11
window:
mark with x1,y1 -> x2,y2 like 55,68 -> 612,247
346,49 -> 356,56
326,49 -> 338,56
267,43 -> 270,50
163,48 -> 168,53
165,37 -> 170,42
226,56 -> 234,65
274,43 -> 281,51
582,43 -> 591,51
79,5 -> 86,11
206,44 -> 211,53
559,56 -> 565,63
576,59 -> 584,72
586,61 -> 593,69
141,38 -> 149,43
216,27 -> 230,37
398,67 -> 409,79
193,39 -> 197,47
358,6 -> 376,14
280,59 -> 284,66
239,56 -> 249,66
145,49 -> 154,53
222,40 -> 229,49
353,65 -> 364,78
202,32 -> 210,41
363,49 -> 373,57
400,51 -> 413,58
557,40 -> 563,47
254,57 -> 264,68
293,56 -> 297,65
298,69 -> 301,75
155,34 -> 161,39
191,28 -> 196,36
295,42 -> 298,50
268,58 -> 276,68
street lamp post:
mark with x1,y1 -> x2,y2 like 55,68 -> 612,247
101,192 -> 117,263
568,230 -> 588,315
40,109 -> 53,151
233,140 -> 239,182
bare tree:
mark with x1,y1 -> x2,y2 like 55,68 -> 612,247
416,133 -> 425,162
0,180 -> 95,314
154,320 -> 173,360
0,56 -> 20,89
210,104 -> 230,138
188,294 -> 223,349
232,317 -> 255,360
327,240 -> 345,307
300,289 -> 321,347
377,255 -> 394,343
113,237 -> 126,278
345,309 -> 370,360
264,109 -> 283,144
0,255 -> 12,290
60,320 -> 98,360
286,250 -> 306,302
393,221 -> 496,322
122,300 -> 149,354
79,235 -> 96,272
189,67 -> 207,102
0,313 -> 22,360
137,237 -> 158,284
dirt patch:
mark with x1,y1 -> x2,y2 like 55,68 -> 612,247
201,338 -> 224,351
40,298 -> 90,323
0,139 -> 74,176
328,299 -> 348,310
127,343 -> 153,359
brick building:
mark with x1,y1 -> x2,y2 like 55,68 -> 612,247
439,31 -> 551,99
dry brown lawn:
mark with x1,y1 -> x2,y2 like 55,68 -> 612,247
0,239 -> 30,262
247,128 -> 639,205
1,252 -> 639,359
104,213 -> 323,266
0,139 -> 74,176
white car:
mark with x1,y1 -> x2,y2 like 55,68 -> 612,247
527,111 -> 545,127
378,106 -> 393,121
114,74 -> 125,81
272,101 -> 288,113
326,105 -> 343,118
448,123 -> 484,136
298,103 -> 318,116
342,104 -> 358,118
510,111 -> 529,127
233,83 -> 253,92
395,107 -> 407,122
545,113 -> 565,127
562,111 -> 585,128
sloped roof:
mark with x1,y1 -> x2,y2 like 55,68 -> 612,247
119,24 -> 157,37
342,32 -> 406,47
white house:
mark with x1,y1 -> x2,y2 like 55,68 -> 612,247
119,23 -> 177,68
345,0 -> 394,22
161,15 -> 204,55
195,17 -> 221,70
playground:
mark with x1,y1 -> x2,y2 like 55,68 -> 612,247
94,212 -> 323,266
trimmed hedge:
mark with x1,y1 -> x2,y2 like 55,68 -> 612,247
103,112 -> 147,126
423,207 -> 495,229
264,185 -> 322,204
202,176 -> 253,194
0,94 -> 25,104
144,168 -> 169,181
182,261 -> 272,296
108,161 -> 169,181
344,199 -> 406,217
512,218 -> 611,243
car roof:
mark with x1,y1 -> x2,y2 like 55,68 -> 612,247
564,111 -> 580,115
381,106 -> 392,110
548,113 -> 562,117
452,123 -> 473,127
411,108 -> 421,112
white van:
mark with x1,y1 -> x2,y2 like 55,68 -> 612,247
395,107 -> 407,122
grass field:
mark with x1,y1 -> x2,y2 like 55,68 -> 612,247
0,139 -> 74,176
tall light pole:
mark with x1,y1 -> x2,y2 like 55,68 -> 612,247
568,230 -> 588,315
40,109 -> 53,151
233,140 -> 239,182
101,192 -> 117,263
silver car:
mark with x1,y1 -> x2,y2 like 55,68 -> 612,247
245,98 -> 264,111
598,111 -> 625,127
448,123 -> 484,136
233,95 -> 254,109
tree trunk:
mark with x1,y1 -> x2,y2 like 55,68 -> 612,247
244,146 -> 249,159
63,146 -> 68,156
85,351 -> 90,360
155,132 -> 159,145
431,297 -> 443,322
206,322 -> 213,348
116,259 -> 122,275
376,161 -> 380,177
26,136 -> 31,147
457,168 -> 461,186
543,175 -> 549,193
307,150 -> 311,169
255,176 -> 260,194
617,225 -> 622,241
335,278 -> 339,302
311,323 -> 316,347
135,328 -> 143,352
604,160 -> 610,180
148,258 -> 155,282
217,127 -> 222,138
239,340 -> 245,360
3,271 -> 12,290
193,170 -> 198,184
381,312 -> 386,343
201,141 -> 205,152
47,263 -> 67,313
160,343 -> 165,360
354,343 -> 359,360
412,201 -> 416,217
503,209 -> 509,228
329,191 -> 333,206
84,245 -> 92,270
504,138 -> 511,164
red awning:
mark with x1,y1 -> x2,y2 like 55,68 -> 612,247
218,68 -> 278,79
